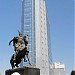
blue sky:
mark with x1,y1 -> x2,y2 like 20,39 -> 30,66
0,0 -> 74,75
46,0 -> 74,74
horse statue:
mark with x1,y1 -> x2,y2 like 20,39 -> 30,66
9,35 -> 31,69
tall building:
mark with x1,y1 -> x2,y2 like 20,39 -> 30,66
51,62 -> 66,75
21,0 -> 52,75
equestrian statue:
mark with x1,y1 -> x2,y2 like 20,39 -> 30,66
9,31 -> 31,69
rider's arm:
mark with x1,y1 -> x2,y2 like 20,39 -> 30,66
9,39 -> 13,45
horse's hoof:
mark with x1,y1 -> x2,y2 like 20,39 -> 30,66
15,64 -> 19,67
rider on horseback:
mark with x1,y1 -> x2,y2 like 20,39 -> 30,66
9,31 -> 25,61
9,32 -> 31,68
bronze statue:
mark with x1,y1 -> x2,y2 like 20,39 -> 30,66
9,32 -> 31,69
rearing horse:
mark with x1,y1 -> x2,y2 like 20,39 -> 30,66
10,36 -> 31,69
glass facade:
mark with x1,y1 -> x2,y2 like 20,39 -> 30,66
21,0 -> 32,66
21,0 -> 36,66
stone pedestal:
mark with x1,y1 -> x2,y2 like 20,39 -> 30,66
5,67 -> 40,75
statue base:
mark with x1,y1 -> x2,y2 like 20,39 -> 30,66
5,67 -> 40,75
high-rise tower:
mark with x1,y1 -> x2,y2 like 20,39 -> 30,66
21,0 -> 52,75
